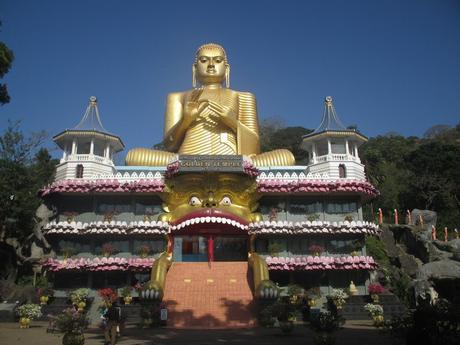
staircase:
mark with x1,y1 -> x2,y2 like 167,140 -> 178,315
162,262 -> 256,328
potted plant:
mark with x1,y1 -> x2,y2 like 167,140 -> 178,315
37,287 -> 54,305
329,288 -> 348,310
271,297 -> 297,334
309,311 -> 344,345
61,246 -> 76,260
69,288 -> 90,312
101,242 -> 118,257
307,287 -> 322,307
309,244 -> 325,256
138,245 -> 151,258
363,303 -> 385,327
307,213 -> 320,222
120,286 -> 133,305
368,283 -> 384,303
62,211 -> 78,223
56,307 -> 89,345
268,242 -> 283,257
344,214 -> 354,222
16,303 -> 42,328
103,211 -> 118,222
97,288 -> 118,306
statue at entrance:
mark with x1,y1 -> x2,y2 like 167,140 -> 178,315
125,43 -> 295,167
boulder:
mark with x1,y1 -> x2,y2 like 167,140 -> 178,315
418,260 -> 460,281
410,209 -> 437,236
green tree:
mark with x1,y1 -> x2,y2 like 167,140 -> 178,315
0,122 -> 57,280
0,22 -> 14,105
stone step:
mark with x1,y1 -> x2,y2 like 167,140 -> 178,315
162,262 -> 256,328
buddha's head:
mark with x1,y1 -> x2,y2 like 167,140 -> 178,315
158,173 -> 262,234
193,43 -> 230,88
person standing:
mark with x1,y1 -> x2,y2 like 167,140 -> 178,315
104,301 -> 121,345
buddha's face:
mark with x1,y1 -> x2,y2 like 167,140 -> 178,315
195,47 -> 227,85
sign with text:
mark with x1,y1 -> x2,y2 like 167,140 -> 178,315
178,155 -> 244,173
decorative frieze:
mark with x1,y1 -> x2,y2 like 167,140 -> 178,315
43,257 -> 155,272
39,178 -> 165,196
44,220 -> 169,235
265,255 -> 377,271
248,220 -> 379,235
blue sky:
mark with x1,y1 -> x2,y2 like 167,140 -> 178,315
1,0 -> 459,159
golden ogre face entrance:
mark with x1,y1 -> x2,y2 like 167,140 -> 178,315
160,172 -> 260,262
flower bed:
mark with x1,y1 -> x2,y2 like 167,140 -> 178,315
248,220 -> 380,235
43,257 -> 155,272
39,178 -> 164,196
257,179 -> 379,197
265,255 -> 377,271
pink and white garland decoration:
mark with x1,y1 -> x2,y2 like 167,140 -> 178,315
265,255 -> 377,271
39,179 -> 164,197
257,179 -> 378,197
243,160 -> 260,178
43,220 -> 169,235
249,220 -> 380,235
43,257 -> 155,272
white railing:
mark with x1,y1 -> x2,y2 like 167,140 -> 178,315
314,154 -> 358,163
65,154 -> 111,164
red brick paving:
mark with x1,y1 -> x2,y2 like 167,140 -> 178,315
162,262 -> 256,328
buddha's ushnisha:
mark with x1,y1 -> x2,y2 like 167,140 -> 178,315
125,43 -> 295,166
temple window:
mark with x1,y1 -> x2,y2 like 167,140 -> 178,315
326,201 -> 357,214
316,140 -> 328,156
339,164 -> 347,178
76,141 -> 91,154
75,164 -> 84,178
331,139 -> 346,154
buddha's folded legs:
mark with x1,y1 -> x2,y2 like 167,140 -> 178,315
126,147 -> 295,167
250,149 -> 295,167
125,148 -> 176,166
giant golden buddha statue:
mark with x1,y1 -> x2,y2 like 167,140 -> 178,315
125,43 -> 295,167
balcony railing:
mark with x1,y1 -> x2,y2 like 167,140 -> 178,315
314,154 -> 359,163
61,154 -> 111,164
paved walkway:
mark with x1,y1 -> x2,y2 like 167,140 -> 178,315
0,321 -> 394,345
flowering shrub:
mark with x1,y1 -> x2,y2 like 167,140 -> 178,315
242,160 -> 260,178
120,286 -> 133,298
37,287 -> 54,298
165,160 -> 180,178
364,303 -> 384,317
17,304 -> 42,319
368,283 -> 385,295
329,288 -> 348,307
98,288 -> 118,302
309,311 -> 344,333
56,308 -> 89,333
69,288 -> 90,304
308,244 -> 325,255
101,242 -> 118,256
138,245 -> 151,257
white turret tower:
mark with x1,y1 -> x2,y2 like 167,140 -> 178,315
301,96 -> 367,180
53,96 -> 124,180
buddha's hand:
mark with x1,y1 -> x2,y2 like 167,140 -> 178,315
183,101 -> 209,125
207,100 -> 238,130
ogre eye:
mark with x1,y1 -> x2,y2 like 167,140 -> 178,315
220,196 -> 232,206
189,196 -> 202,206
